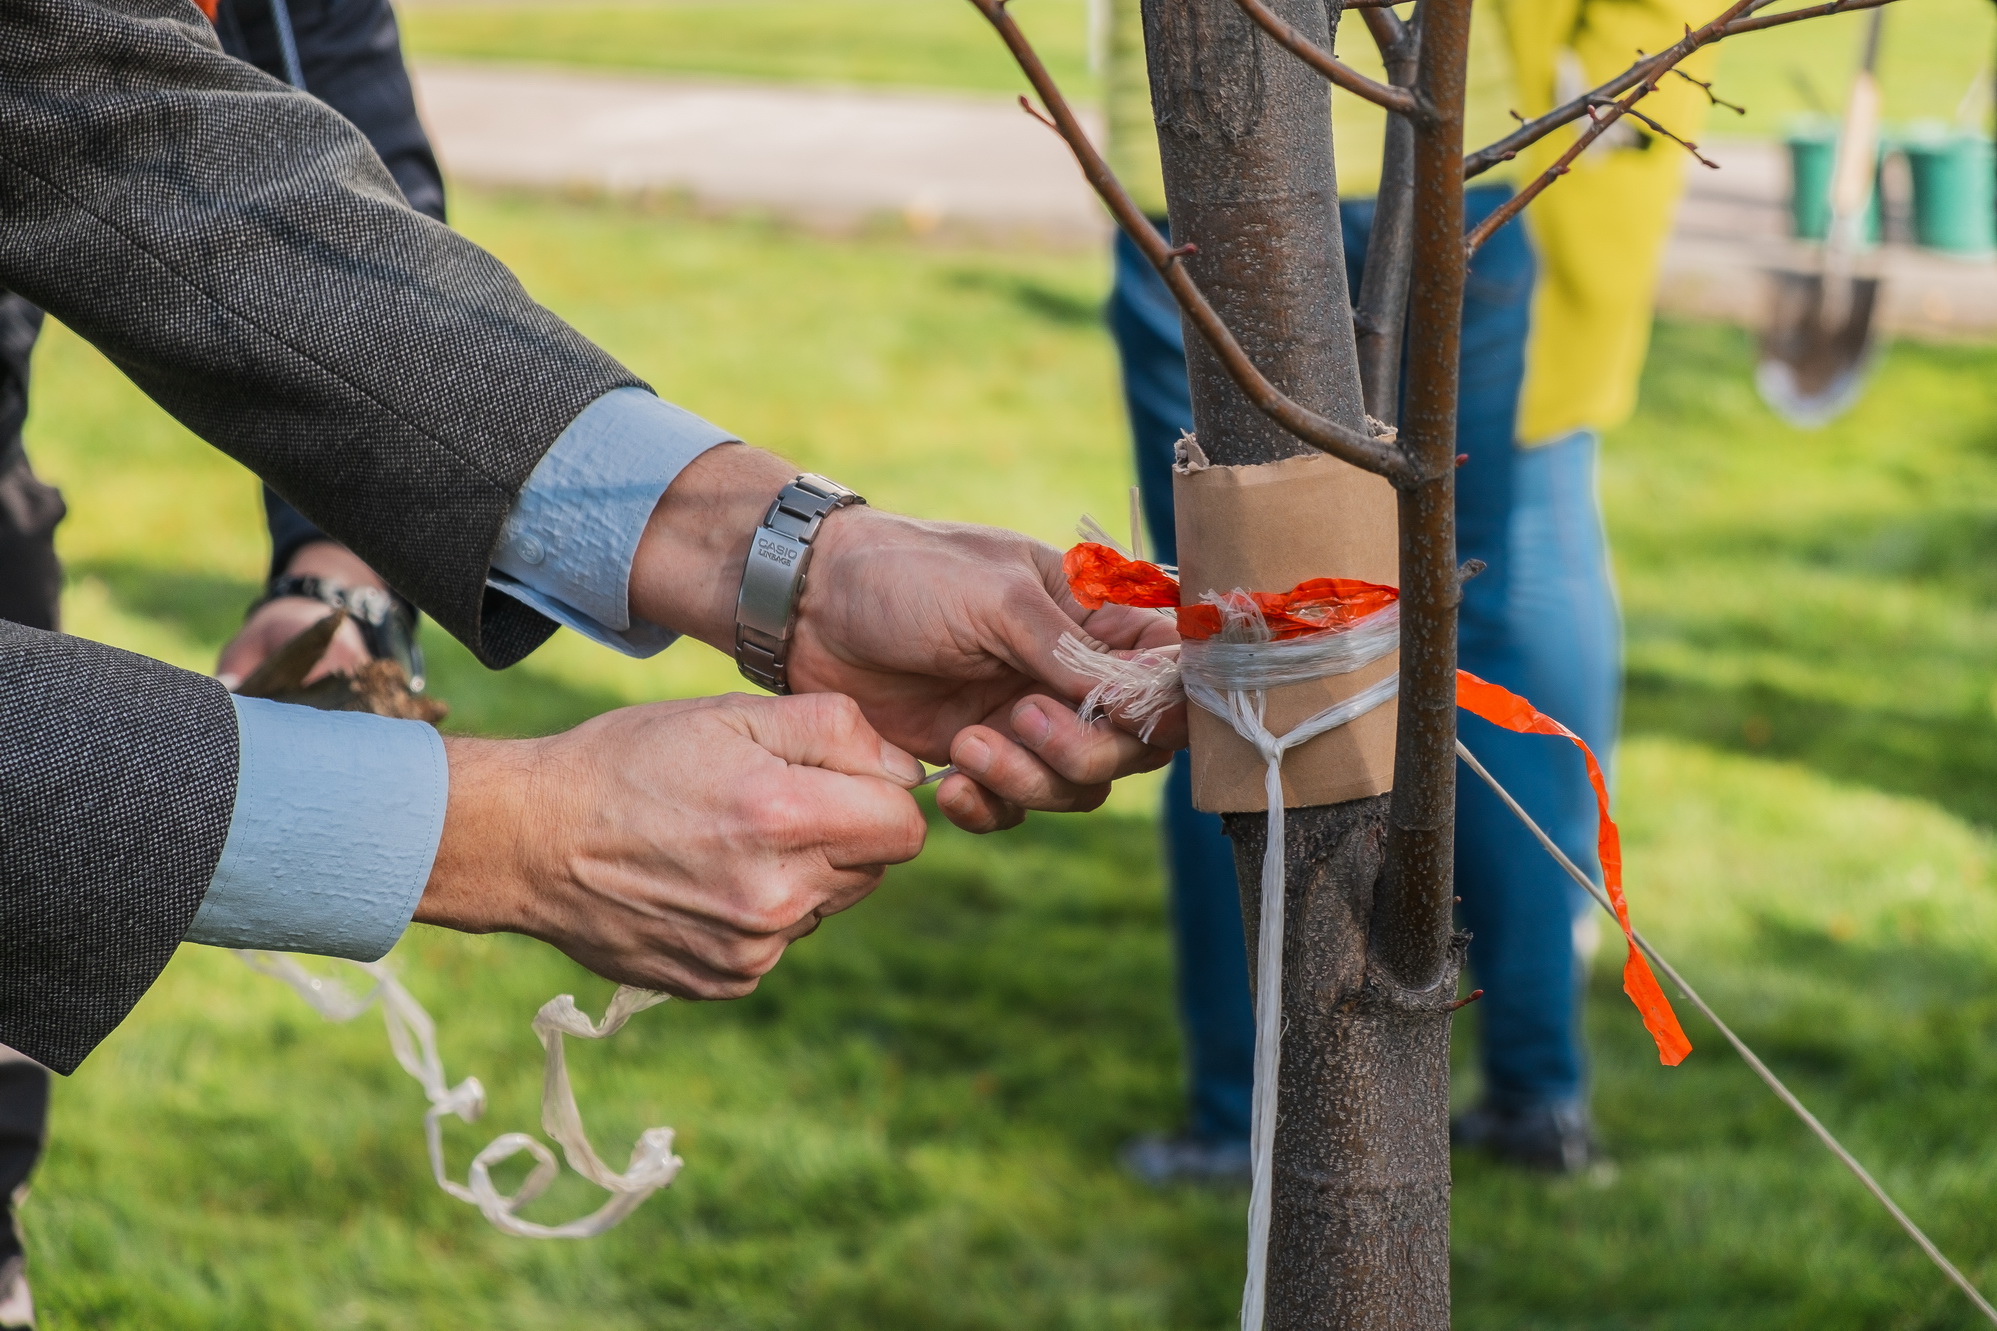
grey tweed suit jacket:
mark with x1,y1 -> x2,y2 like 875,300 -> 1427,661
0,0 -> 649,1072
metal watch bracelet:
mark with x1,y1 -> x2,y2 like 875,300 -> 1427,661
733,473 -> 864,694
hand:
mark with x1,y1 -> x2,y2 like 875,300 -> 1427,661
628,447 -> 1182,833
416,692 -> 927,998
216,541 -> 380,688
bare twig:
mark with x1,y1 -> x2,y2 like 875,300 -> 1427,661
1719,0 -> 1902,37
1351,1 -> 1423,420
1462,0 -> 1755,179
1462,0 -> 1902,180
1611,99 -> 1719,167
967,0 -> 1411,481
1229,0 -> 1429,118
1670,65 -> 1746,115
1463,83 -> 1645,254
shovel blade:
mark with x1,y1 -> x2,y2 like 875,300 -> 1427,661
1755,269 -> 1882,428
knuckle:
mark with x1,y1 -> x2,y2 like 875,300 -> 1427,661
732,883 -> 810,936
744,788 -> 811,846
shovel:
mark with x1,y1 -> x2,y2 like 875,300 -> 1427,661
1756,7 -> 1886,427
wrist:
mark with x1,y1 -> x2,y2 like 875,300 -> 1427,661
282,540 -> 387,591
627,443 -> 804,648
416,735 -> 564,936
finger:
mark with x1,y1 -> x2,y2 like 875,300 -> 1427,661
759,763 -> 929,874
1010,696 -> 1173,784
948,724 -> 1109,815
933,772 -> 1027,833
737,692 -> 925,786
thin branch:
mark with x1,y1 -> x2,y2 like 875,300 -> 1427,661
1361,0 -> 1413,49
1462,0 -> 1754,178
1670,65 -> 1746,116
1609,97 -> 1718,167
1463,0 -> 1903,179
968,0 -> 1411,481
1718,0 -> 1902,37
1351,1 -> 1422,421
1230,0 -> 1429,120
1463,84 -> 1646,253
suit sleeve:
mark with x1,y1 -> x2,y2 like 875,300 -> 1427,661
0,624 -> 239,1075
0,0 -> 647,667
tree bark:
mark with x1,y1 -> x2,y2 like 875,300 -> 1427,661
1139,0 -> 1460,1323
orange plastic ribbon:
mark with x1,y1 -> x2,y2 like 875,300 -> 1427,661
193,0 -> 219,20
1063,542 -> 1400,641
1063,542 -> 1691,1066
1064,542 -> 1180,610
1454,670 -> 1691,1066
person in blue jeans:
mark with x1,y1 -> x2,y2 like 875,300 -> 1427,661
1113,184 -> 1616,1181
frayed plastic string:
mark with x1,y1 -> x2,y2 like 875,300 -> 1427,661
237,952 -> 681,1238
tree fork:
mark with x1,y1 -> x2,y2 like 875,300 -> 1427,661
1138,0 -> 1463,1320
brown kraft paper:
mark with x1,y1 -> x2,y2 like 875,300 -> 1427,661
1173,439 -> 1399,813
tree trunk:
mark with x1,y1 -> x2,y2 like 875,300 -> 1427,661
1139,0 -> 1461,1323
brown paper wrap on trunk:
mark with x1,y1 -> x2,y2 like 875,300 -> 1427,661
1173,442 -> 1399,813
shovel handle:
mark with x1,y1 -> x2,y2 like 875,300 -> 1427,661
1827,9 -> 1887,248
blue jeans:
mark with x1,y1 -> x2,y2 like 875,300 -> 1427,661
1108,186 -> 1601,1136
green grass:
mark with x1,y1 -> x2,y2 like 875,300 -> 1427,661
19,190 -> 1997,1327
398,0 -> 1994,141
399,0 -> 1097,100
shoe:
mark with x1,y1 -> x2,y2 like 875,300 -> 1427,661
1451,1099 -> 1600,1174
0,1257 -> 33,1331
1120,1133 -> 1253,1188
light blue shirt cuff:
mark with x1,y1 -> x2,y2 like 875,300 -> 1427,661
488,386 -> 739,657
185,696 -> 448,961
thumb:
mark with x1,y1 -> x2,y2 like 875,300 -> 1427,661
982,550 -> 1116,704
737,693 -> 926,787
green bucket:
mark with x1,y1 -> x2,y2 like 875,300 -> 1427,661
1903,131 -> 1996,255
1787,123 -> 1882,244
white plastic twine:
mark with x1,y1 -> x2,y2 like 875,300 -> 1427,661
1059,589 -> 1400,1331
237,951 -> 681,1238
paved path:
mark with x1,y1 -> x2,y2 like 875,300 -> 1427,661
413,61 -> 1997,336
412,62 -> 1104,239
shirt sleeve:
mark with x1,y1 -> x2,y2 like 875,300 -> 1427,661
183,695 -> 448,960
487,387 -> 741,656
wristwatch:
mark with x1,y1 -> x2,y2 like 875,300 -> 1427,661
733,473 -> 865,694
252,575 -> 426,691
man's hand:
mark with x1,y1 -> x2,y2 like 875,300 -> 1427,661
216,540 -> 379,688
629,446 -> 1182,834
417,692 -> 928,998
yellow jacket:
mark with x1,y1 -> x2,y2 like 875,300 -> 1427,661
1103,0 -> 1717,442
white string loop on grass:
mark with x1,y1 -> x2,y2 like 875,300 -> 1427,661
1061,591 -> 1400,1331
237,952 -> 680,1239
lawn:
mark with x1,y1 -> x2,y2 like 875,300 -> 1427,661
397,0 -> 1996,140
18,190 -> 1997,1328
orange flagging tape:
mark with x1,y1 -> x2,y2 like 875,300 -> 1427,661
194,0 -> 219,20
1064,542 -> 1692,1066
1453,670 -> 1691,1065
1063,542 -> 1400,641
